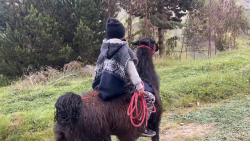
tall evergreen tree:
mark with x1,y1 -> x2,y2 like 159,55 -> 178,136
119,0 -> 194,56
0,0 -> 109,77
149,0 -> 194,56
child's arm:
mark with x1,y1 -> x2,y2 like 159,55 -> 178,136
126,60 -> 143,91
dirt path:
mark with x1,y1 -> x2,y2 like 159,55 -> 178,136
155,101 -> 227,141
156,96 -> 250,141
160,122 -> 215,141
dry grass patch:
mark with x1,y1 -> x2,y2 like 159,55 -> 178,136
244,117 -> 250,122
160,122 -> 216,141
9,61 -> 96,91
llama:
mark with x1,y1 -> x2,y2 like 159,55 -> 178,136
54,37 -> 163,141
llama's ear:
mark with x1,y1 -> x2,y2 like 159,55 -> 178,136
155,43 -> 159,52
132,40 -> 140,45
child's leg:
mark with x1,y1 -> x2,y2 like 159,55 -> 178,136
140,91 -> 156,137
144,91 -> 155,120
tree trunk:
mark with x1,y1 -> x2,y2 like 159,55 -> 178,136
158,28 -> 164,56
186,46 -> 188,59
215,36 -> 218,55
127,0 -> 132,46
194,51 -> 196,60
208,28 -> 211,57
229,36 -> 232,51
157,0 -> 165,56
153,27 -> 155,39
214,36 -> 217,55
108,0 -> 110,18
127,14 -> 132,46
145,0 -> 148,37
208,0 -> 212,58
234,36 -> 236,50
180,36 -> 185,59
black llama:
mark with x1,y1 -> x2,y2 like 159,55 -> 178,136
54,37 -> 163,141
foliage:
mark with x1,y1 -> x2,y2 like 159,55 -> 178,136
0,0 -> 108,77
183,10 -> 206,53
105,0 -> 120,18
119,0 -> 195,56
209,0 -> 249,52
137,19 -> 156,40
150,0 -> 195,56
165,36 -> 178,57
184,0 -> 250,57
0,75 -> 12,87
216,37 -> 227,51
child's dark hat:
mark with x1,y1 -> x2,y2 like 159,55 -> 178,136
106,18 -> 125,39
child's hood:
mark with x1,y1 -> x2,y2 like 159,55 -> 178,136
101,38 -> 128,59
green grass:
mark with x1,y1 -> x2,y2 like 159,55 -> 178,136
0,78 -> 93,141
237,36 -> 250,49
156,49 -> 250,108
0,48 -> 250,140
165,97 -> 250,140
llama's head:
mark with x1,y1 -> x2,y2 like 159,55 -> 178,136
132,37 -> 159,54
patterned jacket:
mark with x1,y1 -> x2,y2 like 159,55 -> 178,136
92,39 -> 140,101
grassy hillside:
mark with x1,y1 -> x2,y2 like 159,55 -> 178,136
237,0 -> 250,9
157,49 -> 250,107
161,96 -> 250,141
1,49 -> 250,140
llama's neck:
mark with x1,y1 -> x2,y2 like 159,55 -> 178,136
136,49 -> 159,88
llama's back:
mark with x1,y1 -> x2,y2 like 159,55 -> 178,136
54,91 -> 109,141
54,90 -> 143,140
81,90 -> 144,137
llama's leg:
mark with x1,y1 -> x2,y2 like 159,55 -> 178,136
150,118 -> 161,141
55,131 -> 66,141
117,135 -> 137,141
103,135 -> 111,141
54,125 -> 66,141
149,105 -> 162,141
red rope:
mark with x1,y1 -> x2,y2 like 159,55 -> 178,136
139,45 -> 156,54
127,83 -> 156,127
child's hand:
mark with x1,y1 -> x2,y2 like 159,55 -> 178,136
138,89 -> 145,97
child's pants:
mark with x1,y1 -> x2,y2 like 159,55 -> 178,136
144,91 -> 155,120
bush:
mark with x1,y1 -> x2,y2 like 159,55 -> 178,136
0,0 -> 108,77
216,37 -> 227,51
0,75 -> 12,87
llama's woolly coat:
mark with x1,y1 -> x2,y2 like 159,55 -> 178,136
54,37 -> 163,141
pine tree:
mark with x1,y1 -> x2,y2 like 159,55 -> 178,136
149,0 -> 194,56
119,0 -> 194,56
0,0 -> 109,77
